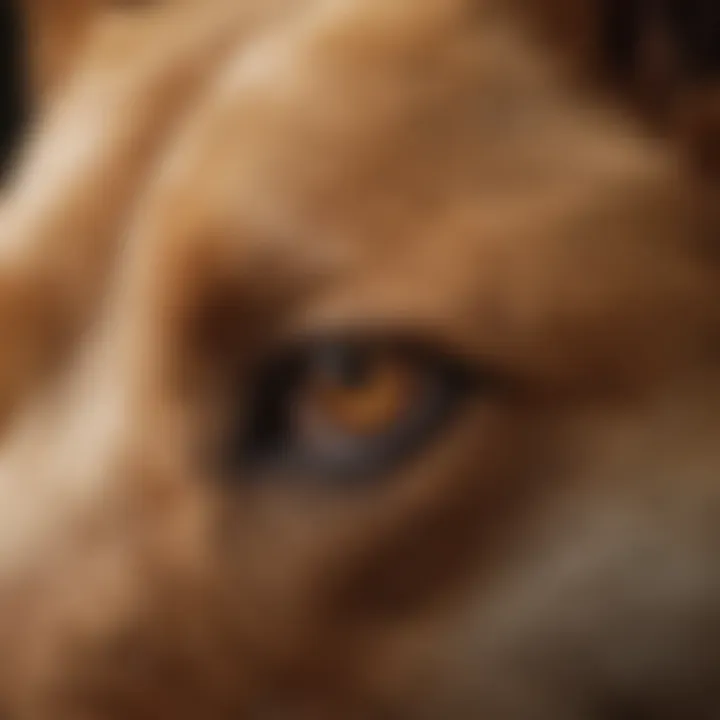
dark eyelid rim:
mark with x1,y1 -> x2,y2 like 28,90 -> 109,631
234,331 -> 499,466
233,332 -> 485,486
253,326 -> 503,393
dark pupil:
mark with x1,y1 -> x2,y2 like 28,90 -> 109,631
313,345 -> 376,389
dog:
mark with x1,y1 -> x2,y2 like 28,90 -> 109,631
0,0 -> 719,717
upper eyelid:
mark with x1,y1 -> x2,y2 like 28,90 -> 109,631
195,266 -> 505,377
272,313 -> 495,374
251,325 -> 492,402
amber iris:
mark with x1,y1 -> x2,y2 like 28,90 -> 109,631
296,346 -> 421,438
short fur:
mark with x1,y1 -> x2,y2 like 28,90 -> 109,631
0,1 -> 719,718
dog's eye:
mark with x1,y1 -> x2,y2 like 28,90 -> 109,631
299,344 -> 420,437
235,340 -> 472,483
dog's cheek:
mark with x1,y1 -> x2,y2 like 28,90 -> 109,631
416,395 -> 720,720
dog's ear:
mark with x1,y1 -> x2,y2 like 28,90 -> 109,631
527,0 -> 720,176
20,0 -> 102,105
611,1 -> 719,183
646,1 -> 720,179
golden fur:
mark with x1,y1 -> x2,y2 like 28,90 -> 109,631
0,0 -> 719,717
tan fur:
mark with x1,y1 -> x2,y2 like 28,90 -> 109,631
0,1 -> 719,718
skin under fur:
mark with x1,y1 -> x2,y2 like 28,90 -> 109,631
0,0 -> 719,717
